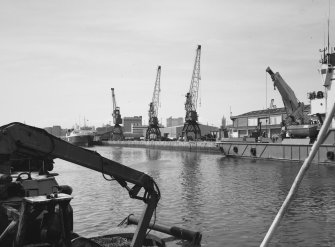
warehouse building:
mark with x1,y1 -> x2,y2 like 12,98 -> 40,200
229,105 -> 310,138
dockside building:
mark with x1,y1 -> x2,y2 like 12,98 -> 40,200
230,105 -> 310,138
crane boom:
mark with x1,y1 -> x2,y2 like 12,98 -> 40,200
266,67 -> 319,140
266,67 -> 309,125
185,45 -> 201,114
149,66 -> 161,123
146,66 -> 162,140
0,122 -> 160,247
0,122 -> 158,199
266,67 -> 299,115
112,88 -> 117,112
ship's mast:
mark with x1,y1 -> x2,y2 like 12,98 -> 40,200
320,3 -> 335,128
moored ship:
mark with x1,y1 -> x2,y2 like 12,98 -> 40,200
65,126 -> 96,147
216,42 -> 335,164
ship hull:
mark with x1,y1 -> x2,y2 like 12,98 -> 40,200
216,141 -> 335,163
215,129 -> 335,164
66,135 -> 94,147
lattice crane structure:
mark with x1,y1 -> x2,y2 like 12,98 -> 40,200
111,88 -> 124,140
146,66 -> 162,140
182,45 -> 202,141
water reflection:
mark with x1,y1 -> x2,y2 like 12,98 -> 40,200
110,147 -> 123,163
53,146 -> 335,247
146,148 -> 161,161
272,165 -> 335,246
143,149 -> 162,182
179,152 -> 204,224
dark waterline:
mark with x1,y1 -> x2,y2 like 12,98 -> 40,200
53,146 -> 335,247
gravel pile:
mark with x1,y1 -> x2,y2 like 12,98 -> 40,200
90,236 -> 131,247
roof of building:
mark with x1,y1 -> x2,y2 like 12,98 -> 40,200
231,105 -> 310,119
123,116 -> 142,119
160,123 -> 219,130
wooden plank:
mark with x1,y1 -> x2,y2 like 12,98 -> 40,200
131,194 -> 159,247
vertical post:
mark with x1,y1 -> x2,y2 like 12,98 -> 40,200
265,70 -> 268,110
130,194 -> 159,247
14,201 -> 29,247
59,201 -> 72,247
260,102 -> 335,247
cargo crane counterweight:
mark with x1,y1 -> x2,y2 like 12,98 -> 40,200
111,88 -> 124,140
146,66 -> 162,140
182,45 -> 202,141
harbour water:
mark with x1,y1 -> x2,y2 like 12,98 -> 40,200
53,146 -> 335,247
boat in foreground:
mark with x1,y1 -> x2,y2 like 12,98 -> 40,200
0,122 -> 201,247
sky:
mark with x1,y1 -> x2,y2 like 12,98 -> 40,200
0,0 -> 334,129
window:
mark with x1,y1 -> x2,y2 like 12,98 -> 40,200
270,115 -> 282,125
238,118 -> 248,127
248,117 -> 258,126
259,118 -> 269,126
233,119 -> 238,127
238,130 -> 247,137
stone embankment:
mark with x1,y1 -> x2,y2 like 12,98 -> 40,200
102,140 -> 221,153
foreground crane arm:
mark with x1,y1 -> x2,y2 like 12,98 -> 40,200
0,122 -> 159,201
0,122 -> 160,247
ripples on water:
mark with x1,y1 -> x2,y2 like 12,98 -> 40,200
53,146 -> 335,247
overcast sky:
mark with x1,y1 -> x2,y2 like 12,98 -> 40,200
0,0 -> 333,129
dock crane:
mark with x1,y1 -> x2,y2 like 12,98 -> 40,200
182,45 -> 202,141
111,88 -> 124,140
146,66 -> 161,140
266,67 -> 318,140
266,67 -> 311,126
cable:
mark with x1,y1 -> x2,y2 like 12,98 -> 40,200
117,214 -> 134,227
98,152 -> 115,181
152,179 -> 161,200
145,208 -> 157,238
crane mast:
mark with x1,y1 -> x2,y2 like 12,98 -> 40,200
146,66 -> 162,140
111,88 -> 124,140
182,45 -> 202,141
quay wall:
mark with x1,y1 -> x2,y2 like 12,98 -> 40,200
216,141 -> 335,164
102,140 -> 221,153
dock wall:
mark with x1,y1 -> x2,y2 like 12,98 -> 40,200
216,141 -> 335,164
102,141 -> 221,154
101,140 -> 335,164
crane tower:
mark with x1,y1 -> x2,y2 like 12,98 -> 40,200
182,45 -> 202,141
146,66 -> 162,140
111,88 -> 124,140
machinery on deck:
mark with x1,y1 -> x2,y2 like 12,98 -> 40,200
146,66 -> 162,141
111,88 -> 124,140
0,122 -> 163,247
266,67 -> 318,140
182,45 -> 202,141
319,37 -> 335,128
